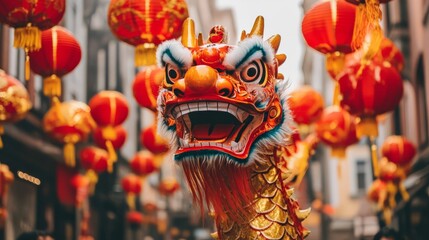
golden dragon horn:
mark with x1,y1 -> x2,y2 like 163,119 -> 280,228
182,18 -> 197,48
249,16 -> 264,37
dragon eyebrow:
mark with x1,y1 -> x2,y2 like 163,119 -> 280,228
223,36 -> 275,70
156,40 -> 193,68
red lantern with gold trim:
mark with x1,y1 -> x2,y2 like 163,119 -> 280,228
382,136 -> 416,167
315,106 -> 359,158
0,69 -> 32,147
338,60 -> 403,138
107,0 -> 189,66
93,125 -> 127,151
126,211 -> 143,229
56,166 -> 90,208
140,124 -> 169,155
43,101 -> 96,167
121,174 -> 142,210
29,26 -> 82,101
130,150 -> 157,177
302,0 -> 361,79
0,0 -> 65,80
132,66 -> 164,111
89,91 -> 129,171
288,86 -> 324,126
159,178 -> 180,196
80,146 -> 109,194
367,179 -> 386,203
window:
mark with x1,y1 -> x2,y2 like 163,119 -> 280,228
356,160 -> 367,193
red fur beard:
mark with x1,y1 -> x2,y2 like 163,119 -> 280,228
181,156 -> 255,222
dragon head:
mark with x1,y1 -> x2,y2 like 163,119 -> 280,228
157,16 -> 292,165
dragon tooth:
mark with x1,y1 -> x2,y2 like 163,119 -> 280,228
236,110 -> 249,123
295,208 -> 311,221
188,102 -> 199,112
218,102 -> 228,111
179,104 -> 190,115
207,102 -> 218,111
198,102 -> 208,111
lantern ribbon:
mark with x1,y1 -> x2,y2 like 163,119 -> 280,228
126,193 -> 136,210
64,134 -> 80,167
135,43 -> 157,66
85,169 -> 98,195
370,137 -> 379,177
25,49 -> 30,81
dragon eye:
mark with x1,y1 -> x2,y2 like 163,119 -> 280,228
165,64 -> 182,87
239,60 -> 266,85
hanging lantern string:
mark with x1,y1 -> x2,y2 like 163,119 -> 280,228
370,136 -> 379,178
0,125 -> 4,149
25,48 -> 30,81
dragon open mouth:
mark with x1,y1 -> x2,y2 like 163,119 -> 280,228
171,101 -> 258,155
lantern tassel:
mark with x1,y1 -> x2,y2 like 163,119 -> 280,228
370,137 -> 379,177
85,170 -> 99,195
25,50 -> 30,81
126,194 -> 136,210
0,125 -> 4,149
333,82 -> 341,106
135,43 -> 157,66
362,26 -> 383,62
106,140 -> 117,173
356,117 -> 378,139
64,142 -> 76,167
43,75 -> 62,100
351,4 -> 368,51
326,51 -> 345,80
398,182 -> 409,202
13,24 -> 42,51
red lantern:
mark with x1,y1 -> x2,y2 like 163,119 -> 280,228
80,147 -> 109,173
130,150 -> 157,177
288,86 -> 324,125
0,69 -> 32,147
140,124 -> 169,155
70,174 -> 90,208
121,174 -> 142,210
382,136 -> 416,167
43,101 -> 96,167
56,166 -> 89,207
126,211 -> 143,229
107,0 -> 189,66
0,0 -> 65,80
0,164 -> 14,204
159,178 -> 180,196
315,106 -> 359,158
132,66 -> 164,111
89,91 -> 129,171
93,125 -> 127,150
28,26 -> 82,101
302,0 -> 360,78
338,60 -> 403,138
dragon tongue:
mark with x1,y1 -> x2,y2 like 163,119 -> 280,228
192,123 -> 235,140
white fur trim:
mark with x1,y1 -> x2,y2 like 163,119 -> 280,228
156,40 -> 193,68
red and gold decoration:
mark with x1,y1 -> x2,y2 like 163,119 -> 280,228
80,146 -> 109,193
302,0 -> 361,81
89,91 -> 129,171
315,106 -> 359,158
367,179 -> 387,204
56,166 -> 90,208
0,164 -> 13,228
121,174 -> 142,210
157,16 -> 310,238
288,86 -> 324,133
43,101 -> 96,167
346,0 -> 392,61
381,135 -> 416,167
126,210 -> 143,230
338,58 -> 403,175
140,124 -> 169,155
29,26 -> 82,101
130,150 -> 157,177
159,178 -> 180,196
107,0 -> 189,66
132,66 -> 164,111
93,125 -> 127,152
377,157 -> 409,225
0,0 -> 65,80
0,69 -> 32,147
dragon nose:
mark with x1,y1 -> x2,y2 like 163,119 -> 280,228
185,66 -> 218,93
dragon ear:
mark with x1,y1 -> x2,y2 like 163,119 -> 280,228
181,18 -> 197,48
276,54 -> 287,66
